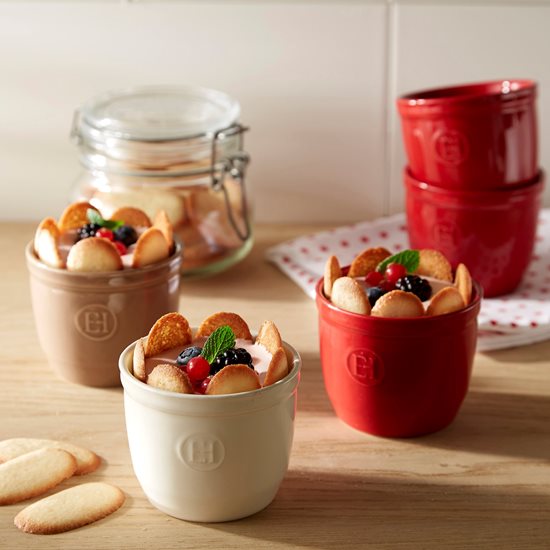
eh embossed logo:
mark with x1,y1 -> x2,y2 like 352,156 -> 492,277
347,349 -> 384,386
433,130 -> 469,165
74,304 -> 117,341
179,434 -> 225,471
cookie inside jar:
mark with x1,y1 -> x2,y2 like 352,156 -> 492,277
70,85 -> 253,277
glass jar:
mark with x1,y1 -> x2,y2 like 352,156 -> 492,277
70,86 -> 252,277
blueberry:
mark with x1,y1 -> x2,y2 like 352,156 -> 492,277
114,225 -> 138,247
176,346 -> 202,367
367,286 -> 386,307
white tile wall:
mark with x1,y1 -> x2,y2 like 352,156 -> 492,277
0,1 -> 549,224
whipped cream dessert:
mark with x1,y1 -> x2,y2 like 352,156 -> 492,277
132,313 -> 290,396
324,248 -> 473,318
33,202 -> 174,273
144,338 -> 273,387
58,226 -> 148,269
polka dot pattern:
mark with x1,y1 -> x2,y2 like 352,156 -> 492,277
265,210 -> 550,351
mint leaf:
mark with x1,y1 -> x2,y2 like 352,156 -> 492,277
101,219 -> 124,230
87,208 -> 123,230
200,326 -> 236,364
376,249 -> 420,273
87,208 -> 103,225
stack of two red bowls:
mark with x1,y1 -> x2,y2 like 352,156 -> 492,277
397,79 -> 544,297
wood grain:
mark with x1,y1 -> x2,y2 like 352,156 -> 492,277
1,222 -> 549,548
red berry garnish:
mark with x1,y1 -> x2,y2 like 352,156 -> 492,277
379,279 -> 395,292
199,376 -> 212,394
385,263 -> 407,284
187,356 -> 210,383
365,271 -> 384,286
96,228 -> 114,241
113,241 -> 128,256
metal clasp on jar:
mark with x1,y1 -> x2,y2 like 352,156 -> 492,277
211,124 -> 251,242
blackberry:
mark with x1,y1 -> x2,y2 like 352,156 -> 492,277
176,346 -> 202,367
114,225 -> 138,247
367,286 -> 386,307
396,275 -> 432,302
76,223 -> 101,242
211,348 -> 253,374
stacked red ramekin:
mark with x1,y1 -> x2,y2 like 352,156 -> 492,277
397,80 -> 543,297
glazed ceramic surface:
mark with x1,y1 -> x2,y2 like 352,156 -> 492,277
398,80 -> 538,188
405,168 -> 543,297
26,241 -> 182,387
119,338 -> 301,522
316,275 -> 481,438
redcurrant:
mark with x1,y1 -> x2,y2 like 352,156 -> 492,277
365,271 -> 384,286
187,356 -> 210,383
113,241 -> 128,256
379,279 -> 396,292
385,263 -> 407,284
199,376 -> 212,394
96,228 -> 114,241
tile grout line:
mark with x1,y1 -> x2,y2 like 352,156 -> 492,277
382,0 -> 398,216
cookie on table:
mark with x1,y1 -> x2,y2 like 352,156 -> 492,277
14,482 -> 125,535
0,438 -> 100,476
0,448 -> 76,505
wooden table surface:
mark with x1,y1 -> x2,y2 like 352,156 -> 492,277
1,222 -> 549,549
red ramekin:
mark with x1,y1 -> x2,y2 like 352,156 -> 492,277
404,167 -> 544,297
315,275 -> 481,438
397,79 -> 538,188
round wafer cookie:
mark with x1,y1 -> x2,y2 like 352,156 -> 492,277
416,249 -> 453,282
454,263 -> 473,305
331,277 -> 371,315
427,287 -> 465,316
196,312 -> 253,340
132,227 -> 170,268
66,237 -> 122,272
371,290 -> 425,318
206,365 -> 261,395
147,364 -> 193,394
348,247 -> 391,277
323,255 -> 341,298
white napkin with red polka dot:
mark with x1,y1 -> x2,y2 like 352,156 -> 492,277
265,210 -> 550,352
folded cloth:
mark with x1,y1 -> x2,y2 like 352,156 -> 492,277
265,210 -> 550,352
